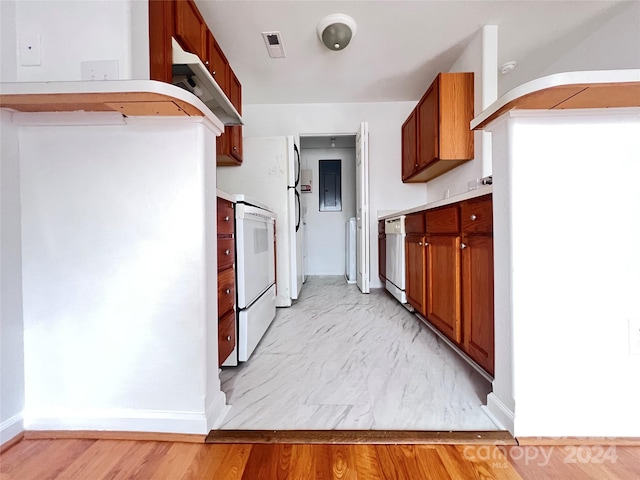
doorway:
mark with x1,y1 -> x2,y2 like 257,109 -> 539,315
299,134 -> 357,280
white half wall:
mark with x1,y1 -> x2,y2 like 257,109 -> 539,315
14,0 -> 149,82
301,147 -> 356,276
490,109 -> 640,437
241,102 -> 427,288
18,114 -> 224,434
0,109 -> 25,445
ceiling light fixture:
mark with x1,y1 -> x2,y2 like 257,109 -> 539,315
317,14 -> 357,51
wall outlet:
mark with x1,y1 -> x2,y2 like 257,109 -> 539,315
81,60 -> 119,81
443,189 -> 450,199
629,319 -> 640,355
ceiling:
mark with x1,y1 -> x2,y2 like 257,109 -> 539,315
196,1 -> 625,105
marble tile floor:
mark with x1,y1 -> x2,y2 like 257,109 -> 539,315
219,276 -> 497,431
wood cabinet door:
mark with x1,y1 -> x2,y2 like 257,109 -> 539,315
417,79 -> 439,169
174,0 -> 206,60
405,234 -> 426,316
462,234 -> 494,375
229,68 -> 242,114
207,31 -> 229,94
218,310 -> 236,366
426,234 -> 461,343
401,110 -> 417,181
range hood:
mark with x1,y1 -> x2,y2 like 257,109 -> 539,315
171,38 -> 242,126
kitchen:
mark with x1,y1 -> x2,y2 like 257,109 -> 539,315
1,0 -> 640,450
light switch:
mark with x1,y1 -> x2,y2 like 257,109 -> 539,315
20,34 -> 41,66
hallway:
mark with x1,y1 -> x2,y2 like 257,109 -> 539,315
219,277 -> 497,430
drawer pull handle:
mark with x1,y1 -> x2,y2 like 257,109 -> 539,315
460,243 -> 467,249
226,335 -> 231,341
224,216 -> 230,222
225,288 -> 231,295
225,249 -> 230,255
470,214 -> 477,221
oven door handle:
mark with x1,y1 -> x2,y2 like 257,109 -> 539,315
236,203 -> 276,223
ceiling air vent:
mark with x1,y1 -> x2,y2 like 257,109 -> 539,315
262,31 -> 286,58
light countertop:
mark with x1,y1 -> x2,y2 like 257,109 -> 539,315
378,185 -> 492,220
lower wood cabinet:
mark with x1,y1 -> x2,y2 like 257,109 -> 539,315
217,197 -> 236,366
425,234 -> 461,343
405,212 -> 427,316
460,195 -> 494,374
404,194 -> 494,376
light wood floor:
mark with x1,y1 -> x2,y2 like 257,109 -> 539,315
2,438 -> 639,479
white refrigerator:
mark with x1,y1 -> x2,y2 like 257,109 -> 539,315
217,135 -> 304,307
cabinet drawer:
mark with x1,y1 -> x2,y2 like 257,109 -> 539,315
461,195 -> 492,233
426,205 -> 460,234
218,309 -> 236,366
217,238 -> 235,270
217,198 -> 235,235
405,212 -> 426,234
217,267 -> 235,317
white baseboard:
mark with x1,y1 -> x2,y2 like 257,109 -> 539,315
206,390 -> 229,430
1,413 -> 24,446
23,408 -> 210,434
486,393 -> 515,435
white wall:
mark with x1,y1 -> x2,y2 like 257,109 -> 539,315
301,147 -> 356,275
426,26 -> 498,202
242,102 -> 428,288
489,109 -> 640,437
14,0 -> 149,82
500,2 -> 640,95
18,113 -> 224,434
0,0 -> 17,82
0,109 -> 25,445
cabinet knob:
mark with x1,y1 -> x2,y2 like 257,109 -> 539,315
224,215 -> 230,222
460,243 -> 467,249
470,214 -> 477,221
226,335 -> 231,341
225,288 -> 231,295
205,60 -> 210,66
418,241 -> 422,246
212,70 -> 216,76
233,146 -> 238,151
225,249 -> 230,255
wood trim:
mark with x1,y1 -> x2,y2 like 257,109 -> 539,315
471,70 -> 640,130
0,92 -> 205,118
205,430 -> 516,445
0,433 -> 24,454
23,430 -> 206,444
516,437 -> 640,446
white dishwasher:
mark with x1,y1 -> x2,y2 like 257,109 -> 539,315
385,216 -> 407,304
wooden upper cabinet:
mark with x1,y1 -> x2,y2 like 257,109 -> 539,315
402,72 -> 474,183
207,31 -> 229,94
217,68 -> 243,165
174,0 -> 206,60
401,110 -> 417,181
229,68 -> 242,114
417,80 -> 439,169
